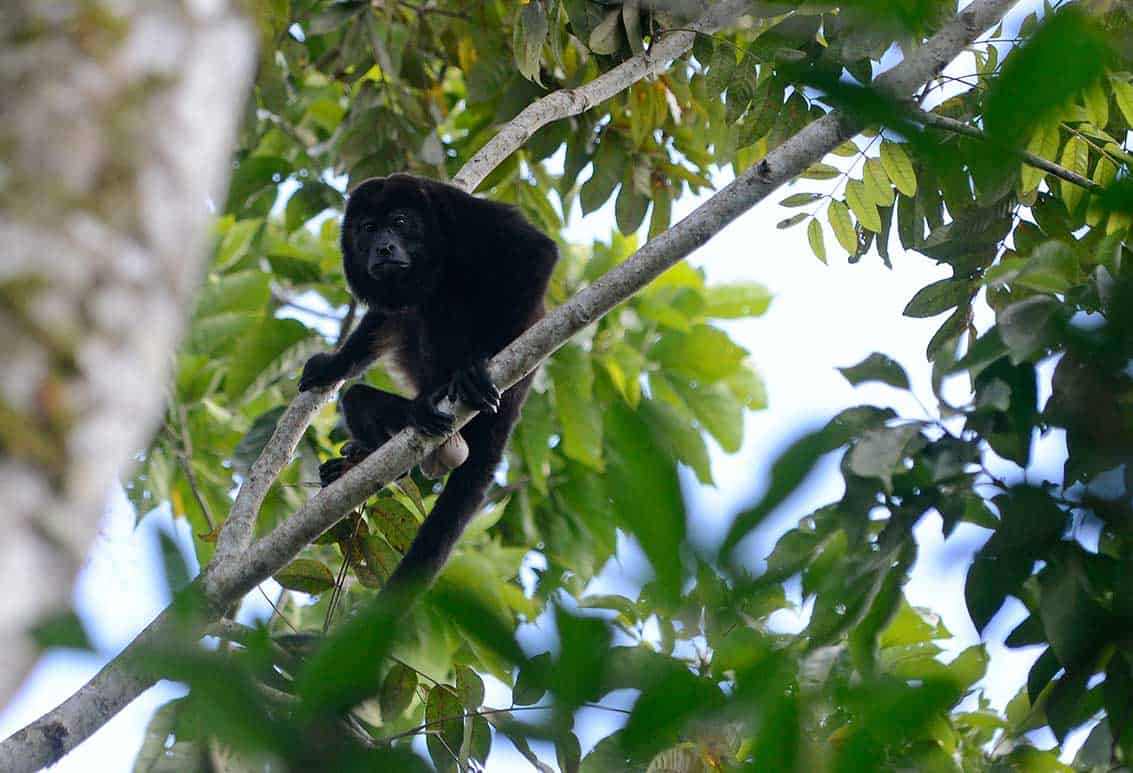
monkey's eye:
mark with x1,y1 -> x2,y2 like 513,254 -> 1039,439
392,214 -> 408,228
362,222 -> 377,233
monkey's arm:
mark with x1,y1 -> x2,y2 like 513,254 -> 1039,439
298,310 -> 386,391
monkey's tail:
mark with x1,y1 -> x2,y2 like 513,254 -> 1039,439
381,376 -> 532,600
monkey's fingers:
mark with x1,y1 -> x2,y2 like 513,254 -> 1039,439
340,440 -> 374,462
448,361 -> 500,414
319,457 -> 353,487
299,352 -> 344,392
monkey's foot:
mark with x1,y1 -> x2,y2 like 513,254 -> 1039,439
407,396 -> 454,436
448,359 -> 500,414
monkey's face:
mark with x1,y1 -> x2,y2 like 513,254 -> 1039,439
342,177 -> 445,310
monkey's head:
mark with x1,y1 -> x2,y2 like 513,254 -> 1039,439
341,175 -> 447,310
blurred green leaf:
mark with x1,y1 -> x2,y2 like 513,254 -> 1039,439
837,352 -> 911,390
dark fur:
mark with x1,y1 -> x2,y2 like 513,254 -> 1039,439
299,174 -> 557,587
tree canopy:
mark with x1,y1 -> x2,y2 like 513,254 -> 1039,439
6,0 -> 1133,771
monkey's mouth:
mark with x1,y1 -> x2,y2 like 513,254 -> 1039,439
369,262 -> 410,279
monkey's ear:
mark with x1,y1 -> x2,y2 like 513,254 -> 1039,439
415,178 -> 461,233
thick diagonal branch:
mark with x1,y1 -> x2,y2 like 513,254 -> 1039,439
0,1 -> 1018,770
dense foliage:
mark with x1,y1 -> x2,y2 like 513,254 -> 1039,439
104,1 -> 1133,771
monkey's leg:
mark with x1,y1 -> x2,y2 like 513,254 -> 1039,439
320,385 -> 411,486
320,384 -> 464,486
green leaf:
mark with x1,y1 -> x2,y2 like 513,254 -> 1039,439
588,8 -> 622,55
194,270 -> 270,318
605,404 -> 686,604
671,379 -> 744,453
556,731 -> 582,773
513,652 -> 551,706
780,192 -> 822,207
1040,556 -> 1107,670
516,389 -> 554,493
706,43 -> 738,96
425,685 -> 464,770
983,6 -> 1109,145
284,182 -> 341,233
721,422 -> 848,555
1111,73 -> 1133,126
30,610 -> 91,652
615,177 -> 649,234
1059,135 -> 1089,215
1015,240 -> 1077,294
622,667 -> 724,760
380,663 -> 418,719
1021,120 -> 1061,195
702,282 -> 771,318
828,199 -> 857,254
997,296 -> 1061,363
726,365 -> 768,411
880,142 -> 917,196
513,1 -> 548,83
807,218 -> 827,263
553,608 -> 612,706
638,397 -> 713,485
232,407 -> 285,476
651,324 -> 747,383
273,558 -> 335,593
225,317 -> 312,399
902,277 -> 971,318
846,423 -> 922,490
776,212 -> 808,229
372,496 -> 419,553
863,158 -> 894,207
845,180 -> 882,232
837,353 -> 911,390
580,136 -> 628,214
1083,77 -> 1109,128
549,344 -> 603,470
213,218 -> 263,272
455,665 -> 485,709
226,157 -> 290,214
926,306 -> 969,362
801,163 -> 840,180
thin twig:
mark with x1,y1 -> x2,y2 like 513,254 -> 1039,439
912,109 -> 1102,193
271,288 -> 347,321
176,404 -> 216,531
380,702 -> 633,745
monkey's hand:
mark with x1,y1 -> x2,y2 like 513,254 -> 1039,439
299,352 -> 346,392
318,441 -> 373,487
447,359 -> 500,415
407,394 -> 455,437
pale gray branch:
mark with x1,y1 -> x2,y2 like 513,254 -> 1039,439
451,0 -> 754,192
0,1 -> 1018,769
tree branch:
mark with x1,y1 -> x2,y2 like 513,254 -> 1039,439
0,1 -> 1019,769
909,109 -> 1101,193
450,0 -> 755,192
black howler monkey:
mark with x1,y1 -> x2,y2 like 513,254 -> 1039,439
299,174 -> 557,584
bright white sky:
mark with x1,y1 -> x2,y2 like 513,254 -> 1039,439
2,1 -> 1089,767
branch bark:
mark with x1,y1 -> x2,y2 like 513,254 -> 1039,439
0,0 -> 254,704
0,0 -> 1018,769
